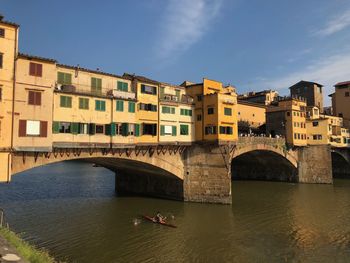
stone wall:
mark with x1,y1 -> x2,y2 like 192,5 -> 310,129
183,144 -> 231,204
298,145 -> 333,184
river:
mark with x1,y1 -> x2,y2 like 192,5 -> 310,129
0,161 -> 350,263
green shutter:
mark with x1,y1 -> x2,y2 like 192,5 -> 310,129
160,125 -> 165,136
95,100 -> 100,110
105,124 -> 111,135
180,109 -> 184,115
89,123 -> 96,135
135,124 -> 140,137
121,123 -> 128,136
128,102 -> 135,113
117,81 -> 122,91
171,108 -> 175,114
101,101 -> 106,111
57,72 -> 64,84
176,90 -> 180,100
180,124 -> 189,135
172,126 -> 177,136
160,87 -> 165,99
66,74 -> 72,85
71,123 -> 79,134
116,100 -> 124,111
189,110 -> 192,116
53,121 -> 60,134
111,123 -> 117,136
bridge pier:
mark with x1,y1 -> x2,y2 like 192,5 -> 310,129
183,144 -> 231,204
298,145 -> 333,184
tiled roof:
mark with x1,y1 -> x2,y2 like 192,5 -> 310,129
123,73 -> 160,85
58,64 -> 124,79
289,80 -> 323,88
334,81 -> 350,87
0,19 -> 19,28
18,53 -> 57,63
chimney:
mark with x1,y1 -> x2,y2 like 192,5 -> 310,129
0,14 -> 4,21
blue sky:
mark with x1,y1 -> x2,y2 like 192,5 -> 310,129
2,0 -> 350,105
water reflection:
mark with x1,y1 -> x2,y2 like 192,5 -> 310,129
0,162 -> 349,262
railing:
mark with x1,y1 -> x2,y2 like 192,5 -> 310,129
238,136 -> 286,147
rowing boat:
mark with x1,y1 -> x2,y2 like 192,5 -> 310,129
142,215 -> 177,228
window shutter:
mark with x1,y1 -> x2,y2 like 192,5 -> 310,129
28,91 -> 35,105
67,97 -> 72,107
171,108 -> 175,114
37,64 -> 43,77
52,121 -> 60,134
18,120 -> 27,137
89,123 -> 96,135
135,124 -> 140,137
105,124 -> 111,135
160,125 -> 165,136
29,63 -> 35,76
172,126 -> 177,136
35,92 -> 41,105
189,110 -> 192,116
111,123 -> 117,136
121,123 -> 129,136
71,123 -> 79,134
95,100 -> 100,110
102,101 -> 106,111
57,72 -> 64,84
40,121 -> 48,137
128,102 -> 135,113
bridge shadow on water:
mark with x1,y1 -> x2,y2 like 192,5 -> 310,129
331,152 -> 350,179
231,150 -> 298,182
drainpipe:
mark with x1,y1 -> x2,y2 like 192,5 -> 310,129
9,26 -> 18,182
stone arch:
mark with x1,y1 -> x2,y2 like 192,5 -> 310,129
331,150 -> 350,178
230,144 -> 298,182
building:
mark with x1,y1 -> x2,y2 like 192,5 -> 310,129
266,97 -> 307,146
289,80 -> 324,112
237,100 -> 266,134
181,79 -> 238,143
330,81 -> 350,129
306,106 -> 350,147
238,90 -> 278,105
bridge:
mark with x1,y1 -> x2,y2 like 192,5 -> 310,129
9,137 -> 350,204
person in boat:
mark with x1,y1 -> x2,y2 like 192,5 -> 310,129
154,212 -> 166,223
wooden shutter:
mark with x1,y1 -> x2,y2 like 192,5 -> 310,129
28,91 -> 35,105
160,125 -> 165,136
89,123 -> 96,135
37,64 -> 43,77
57,72 -> 64,84
105,124 -> 111,135
71,123 -> 79,134
35,92 -> 41,105
141,85 -> 145,93
29,63 -> 36,76
121,123 -> 128,136
52,121 -> 60,134
111,123 -> 117,136
172,126 -> 177,136
135,124 -> 140,137
18,120 -> 27,137
40,121 -> 48,137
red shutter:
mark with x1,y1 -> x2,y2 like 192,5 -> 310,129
37,64 -> 43,77
29,62 -> 35,76
40,121 -> 48,137
35,92 -> 42,105
28,91 -> 34,105
18,120 -> 27,137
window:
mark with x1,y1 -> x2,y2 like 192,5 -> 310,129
95,125 -> 104,134
142,123 -> 157,135
197,95 -> 202,101
29,62 -> 42,77
294,133 -> 297,139
58,122 -> 71,133
139,103 -> 157,112
219,126 -> 233,135
197,114 -> 202,121
293,111 -> 296,116
312,121 -> 319,127
79,123 -> 89,134
79,98 -> 89,110
141,84 -> 157,95
26,120 -> 40,136
208,107 -> 214,115
162,106 -> 175,114
60,96 -> 72,108
180,124 -> 189,135
160,125 -> 176,136
339,113 -> 343,118
0,28 -> 4,38
346,92 -> 350,97
286,112 -> 290,116
224,108 -> 232,116
205,126 -> 216,135
0,53 -> 3,69
95,100 -> 106,111
313,134 -> 322,140
116,100 -> 124,111
18,120 -> 47,137
57,72 -> 72,85
0,86 -> 2,101
180,109 -> 192,116
117,81 -> 128,92
298,133 -> 300,139
175,90 -> 181,100
128,101 -> 135,113
28,90 -> 41,105
91,77 -> 102,95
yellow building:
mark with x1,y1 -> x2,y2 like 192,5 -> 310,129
181,78 -> 238,143
0,17 -> 19,181
237,100 -> 266,134
306,106 -> 350,147
330,81 -> 350,129
159,83 -> 195,144
266,97 -> 307,146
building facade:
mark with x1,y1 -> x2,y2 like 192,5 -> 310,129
238,90 -> 278,105
237,100 -> 266,134
289,80 -> 324,112
330,81 -> 350,129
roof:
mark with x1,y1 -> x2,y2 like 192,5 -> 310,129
18,53 -> 57,63
0,19 -> 19,28
58,64 -> 124,79
237,99 -> 268,109
289,80 -> 323,89
123,73 -> 160,85
334,81 -> 350,87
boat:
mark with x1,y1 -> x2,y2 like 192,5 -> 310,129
142,215 -> 177,228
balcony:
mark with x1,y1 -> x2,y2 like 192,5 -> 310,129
160,94 -> 194,104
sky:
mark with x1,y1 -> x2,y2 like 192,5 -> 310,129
2,0 -> 350,105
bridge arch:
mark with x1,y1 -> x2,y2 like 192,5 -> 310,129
230,144 -> 298,182
11,147 -> 186,200
331,150 -> 350,179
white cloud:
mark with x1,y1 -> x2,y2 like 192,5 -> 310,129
155,0 -> 223,62
255,51 -> 350,105
314,9 -> 350,37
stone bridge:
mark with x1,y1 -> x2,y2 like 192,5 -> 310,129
10,138 -> 349,204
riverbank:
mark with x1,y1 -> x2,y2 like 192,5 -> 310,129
0,227 -> 56,263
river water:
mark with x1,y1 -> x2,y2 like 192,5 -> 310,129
1,161 -> 350,263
